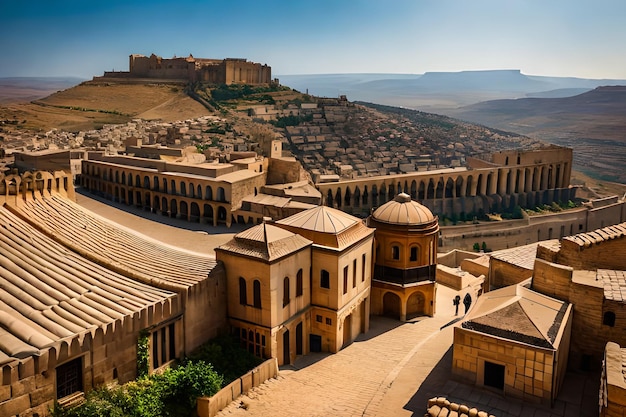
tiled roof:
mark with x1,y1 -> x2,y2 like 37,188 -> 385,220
462,285 -> 570,349
6,195 -> 216,292
217,223 -> 311,261
276,205 -> 358,234
598,269 -> 626,302
489,242 -> 544,271
563,222 -> 626,248
275,206 -> 374,250
0,204 -> 175,365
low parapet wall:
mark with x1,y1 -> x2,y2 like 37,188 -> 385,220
196,358 -> 279,417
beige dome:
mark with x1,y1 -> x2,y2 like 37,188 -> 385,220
371,193 -> 435,225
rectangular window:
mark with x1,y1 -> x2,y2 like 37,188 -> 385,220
321,270 -> 330,289
151,321 -> 179,371
352,259 -> 357,288
56,357 -> 83,399
343,266 -> 348,294
325,317 -> 332,325
316,315 -> 322,323
362,254 -> 366,282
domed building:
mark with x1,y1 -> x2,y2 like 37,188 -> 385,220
367,193 -> 440,321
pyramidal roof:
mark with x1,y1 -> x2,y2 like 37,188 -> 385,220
217,223 -> 311,261
371,193 -> 435,226
462,285 -> 570,349
276,205 -> 359,234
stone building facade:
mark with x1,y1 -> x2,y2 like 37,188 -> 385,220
98,54 -> 272,85
532,223 -> 626,369
367,193 -> 440,321
215,224 -> 313,366
80,153 -> 266,227
317,146 -> 575,220
453,284 -> 572,405
275,206 -> 375,353
0,171 -> 227,416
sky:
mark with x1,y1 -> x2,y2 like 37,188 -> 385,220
1,0 -> 625,80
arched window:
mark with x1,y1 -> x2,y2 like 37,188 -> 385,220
283,277 -> 290,307
392,245 -> 400,260
320,270 -> 330,289
296,269 -> 303,297
604,311 -> 616,327
410,246 -> 418,262
239,277 -> 247,305
253,280 -> 261,309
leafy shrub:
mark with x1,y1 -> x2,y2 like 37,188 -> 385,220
51,362 -> 222,417
188,334 -> 263,384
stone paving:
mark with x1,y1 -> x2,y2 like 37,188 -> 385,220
75,192 -> 601,417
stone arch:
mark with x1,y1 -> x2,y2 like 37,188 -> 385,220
406,291 -> 425,319
335,187 -> 342,208
465,175 -> 474,197
180,182 -> 187,197
371,184 -> 379,207
197,184 -> 202,199
353,186 -> 361,207
362,186 -> 369,206
380,183 -> 388,203
382,292 -> 401,320
189,183 -> 195,198
217,187 -> 226,202
217,206 -> 227,223
410,180 -> 417,199
426,179 -> 435,199
455,176 -> 464,197
445,177 -> 455,198
344,186 -> 352,208
205,185 -> 213,200
170,199 -> 178,218
161,197 -> 168,215
326,189 -> 334,207
435,178 -> 444,199
388,183 -> 395,200
171,179 -> 177,195
190,202 -> 200,221
153,196 -> 160,212
203,204 -> 214,222
179,201 -> 188,220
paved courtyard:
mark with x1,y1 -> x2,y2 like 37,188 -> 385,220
75,191 -> 601,417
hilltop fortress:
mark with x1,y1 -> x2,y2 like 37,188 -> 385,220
95,53 -> 272,85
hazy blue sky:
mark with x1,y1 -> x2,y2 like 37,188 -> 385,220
1,0 -> 625,79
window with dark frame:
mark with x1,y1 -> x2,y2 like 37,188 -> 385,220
56,357 -> 83,399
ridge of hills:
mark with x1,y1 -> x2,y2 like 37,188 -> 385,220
444,86 -> 626,183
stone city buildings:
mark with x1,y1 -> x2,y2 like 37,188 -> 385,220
96,54 -> 272,85
0,171 -> 227,416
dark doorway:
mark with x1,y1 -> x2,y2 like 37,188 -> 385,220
484,361 -> 505,390
283,330 -> 290,365
310,334 -> 322,352
296,322 -> 303,355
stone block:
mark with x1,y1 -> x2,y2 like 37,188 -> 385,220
0,393 -> 31,416
0,384 -> 11,402
18,359 -> 35,379
29,383 -> 55,407
12,375 -> 36,397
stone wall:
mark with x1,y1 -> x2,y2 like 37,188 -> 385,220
196,358 -> 279,417
601,342 -> 626,417
453,327 -> 559,404
0,298 -> 182,416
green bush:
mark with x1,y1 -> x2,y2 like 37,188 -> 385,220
51,362 -> 223,417
188,334 -> 263,384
